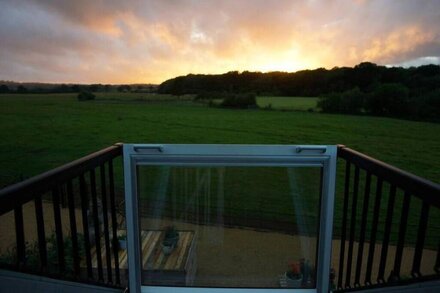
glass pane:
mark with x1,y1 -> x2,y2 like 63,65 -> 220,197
137,166 -> 321,288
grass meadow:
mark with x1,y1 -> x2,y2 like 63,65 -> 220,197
1,93 -> 438,184
257,96 -> 319,111
1,92 -> 439,246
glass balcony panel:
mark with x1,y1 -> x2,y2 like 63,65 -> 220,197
137,166 -> 321,288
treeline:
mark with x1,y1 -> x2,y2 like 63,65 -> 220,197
158,62 -> 440,97
0,83 -> 157,94
158,62 -> 440,121
318,84 -> 439,121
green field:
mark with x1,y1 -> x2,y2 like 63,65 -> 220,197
93,92 -> 195,102
0,92 -> 439,246
257,96 -> 319,111
1,93 -> 438,184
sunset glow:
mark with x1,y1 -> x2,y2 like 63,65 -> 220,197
0,0 -> 439,84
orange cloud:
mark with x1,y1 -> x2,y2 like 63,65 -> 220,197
362,25 -> 436,62
0,0 -> 439,84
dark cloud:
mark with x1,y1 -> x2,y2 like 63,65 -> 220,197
0,0 -> 439,83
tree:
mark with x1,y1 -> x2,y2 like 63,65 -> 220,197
117,85 -> 131,92
317,93 -> 341,113
16,85 -> 27,93
0,85 -> 9,93
365,83 -> 409,117
59,84 -> 70,92
88,84 -> 102,92
410,89 -> 440,121
220,93 -> 257,109
318,88 -> 365,114
77,91 -> 95,101
71,85 -> 81,92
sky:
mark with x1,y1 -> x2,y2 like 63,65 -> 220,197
0,0 -> 439,84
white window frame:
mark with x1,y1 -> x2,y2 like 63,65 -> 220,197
123,144 -> 337,293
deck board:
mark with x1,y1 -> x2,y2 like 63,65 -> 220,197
81,230 -> 196,273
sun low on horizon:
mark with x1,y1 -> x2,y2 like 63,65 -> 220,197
0,0 -> 439,84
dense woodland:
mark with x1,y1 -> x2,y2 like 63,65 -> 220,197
158,62 -> 440,121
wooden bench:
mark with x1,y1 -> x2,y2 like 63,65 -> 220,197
83,230 -> 197,286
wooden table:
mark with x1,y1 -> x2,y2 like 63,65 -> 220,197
140,230 -> 197,286
84,230 -> 197,286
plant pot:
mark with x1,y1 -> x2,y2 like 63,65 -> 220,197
163,235 -> 179,247
161,243 -> 175,255
285,272 -> 303,288
118,239 -> 127,250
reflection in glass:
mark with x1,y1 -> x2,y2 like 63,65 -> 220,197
137,166 -> 321,288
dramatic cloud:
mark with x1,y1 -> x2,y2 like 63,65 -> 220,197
0,0 -> 439,83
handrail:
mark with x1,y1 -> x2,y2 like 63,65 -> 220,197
0,143 -> 122,215
0,143 -> 438,291
335,144 -> 440,292
337,145 -> 440,209
0,143 -> 124,287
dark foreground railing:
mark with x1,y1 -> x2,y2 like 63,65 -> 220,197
0,143 -> 124,289
334,145 -> 440,292
0,143 -> 439,292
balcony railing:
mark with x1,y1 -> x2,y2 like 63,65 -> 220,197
0,143 -> 124,289
334,145 -> 440,291
0,143 -> 438,292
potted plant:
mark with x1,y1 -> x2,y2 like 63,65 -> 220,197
300,258 -> 316,287
161,226 -> 179,255
118,234 -> 127,250
285,261 -> 303,287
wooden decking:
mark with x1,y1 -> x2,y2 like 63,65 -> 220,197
84,230 -> 197,285
142,230 -> 195,271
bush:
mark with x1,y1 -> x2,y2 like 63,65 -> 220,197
423,90 -> 440,121
77,91 -> 95,101
317,93 -> 341,113
318,87 -> 365,114
194,91 -> 226,100
263,103 -> 273,111
220,93 -> 257,109
409,89 -> 440,121
0,233 -> 85,276
365,83 -> 409,117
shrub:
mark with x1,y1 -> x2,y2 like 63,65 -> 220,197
317,93 -> 340,113
422,90 -> 440,120
339,88 -> 365,114
220,93 -> 257,109
0,233 -> 85,276
409,89 -> 440,121
195,91 -> 226,100
77,91 -> 95,101
263,103 -> 273,111
0,85 -> 10,93
318,87 -> 365,114
365,83 -> 409,117
16,85 -> 28,93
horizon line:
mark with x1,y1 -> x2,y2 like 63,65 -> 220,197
2,61 -> 439,86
